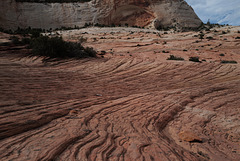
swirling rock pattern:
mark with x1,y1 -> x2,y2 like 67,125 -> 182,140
0,0 -> 202,30
0,26 -> 240,160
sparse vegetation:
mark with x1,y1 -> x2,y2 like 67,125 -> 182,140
10,36 -> 21,45
9,36 -> 31,45
199,33 -> 204,41
79,36 -> 87,43
30,36 -> 96,59
219,53 -> 225,56
221,60 -> 237,64
0,27 -> 44,37
162,50 -> 169,53
167,55 -> 184,61
222,31 -> 227,34
189,57 -> 201,62
196,21 -> 225,32
206,36 -> 214,40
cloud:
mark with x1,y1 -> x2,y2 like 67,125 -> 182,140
185,0 -> 240,26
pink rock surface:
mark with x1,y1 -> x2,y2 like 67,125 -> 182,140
0,26 -> 239,160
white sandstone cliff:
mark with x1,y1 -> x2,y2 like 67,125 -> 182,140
0,0 -> 202,30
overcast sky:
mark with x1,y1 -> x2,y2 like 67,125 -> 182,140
185,0 -> 240,26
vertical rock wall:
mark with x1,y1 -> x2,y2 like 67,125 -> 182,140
0,0 -> 202,30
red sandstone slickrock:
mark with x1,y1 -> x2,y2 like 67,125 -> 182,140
0,26 -> 240,160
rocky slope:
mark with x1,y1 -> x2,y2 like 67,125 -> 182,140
0,26 -> 239,160
0,0 -> 202,30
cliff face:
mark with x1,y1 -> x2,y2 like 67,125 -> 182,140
0,0 -> 202,30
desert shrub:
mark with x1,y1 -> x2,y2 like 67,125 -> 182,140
0,27 -> 14,34
205,28 -> 210,31
21,38 -> 31,45
162,50 -> 169,53
79,36 -> 87,43
235,37 -> 240,39
9,36 -> 31,45
219,53 -> 225,56
83,47 -> 97,57
222,31 -> 227,34
199,33 -> 204,40
189,57 -> 201,62
183,49 -> 188,52
10,36 -> 20,44
221,60 -> 237,64
13,27 -> 44,37
167,55 -> 184,61
30,36 -> 96,59
206,36 -> 214,40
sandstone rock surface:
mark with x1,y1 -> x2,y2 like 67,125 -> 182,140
178,131 -> 202,142
0,26 -> 240,160
0,0 -> 202,30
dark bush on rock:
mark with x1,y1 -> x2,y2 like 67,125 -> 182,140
167,55 -> 184,61
189,57 -> 201,62
30,36 -> 96,59
221,60 -> 237,64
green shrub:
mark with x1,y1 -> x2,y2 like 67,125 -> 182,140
14,27 -> 44,37
84,47 -> 97,57
222,31 -> 227,34
189,57 -> 201,62
206,36 -> 214,40
162,50 -> 169,53
199,33 -> 204,40
30,36 -> 96,59
21,38 -> 31,45
9,36 -> 31,45
167,55 -> 184,61
10,36 -> 20,44
79,36 -> 87,43
219,53 -> 225,56
221,60 -> 237,64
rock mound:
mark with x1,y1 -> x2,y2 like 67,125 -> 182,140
0,0 -> 202,30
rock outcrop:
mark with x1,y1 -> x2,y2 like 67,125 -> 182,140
0,0 -> 202,30
0,26 -> 240,161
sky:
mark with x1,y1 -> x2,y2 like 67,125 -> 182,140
185,0 -> 240,26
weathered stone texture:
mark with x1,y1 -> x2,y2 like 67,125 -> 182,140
0,0 -> 202,30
